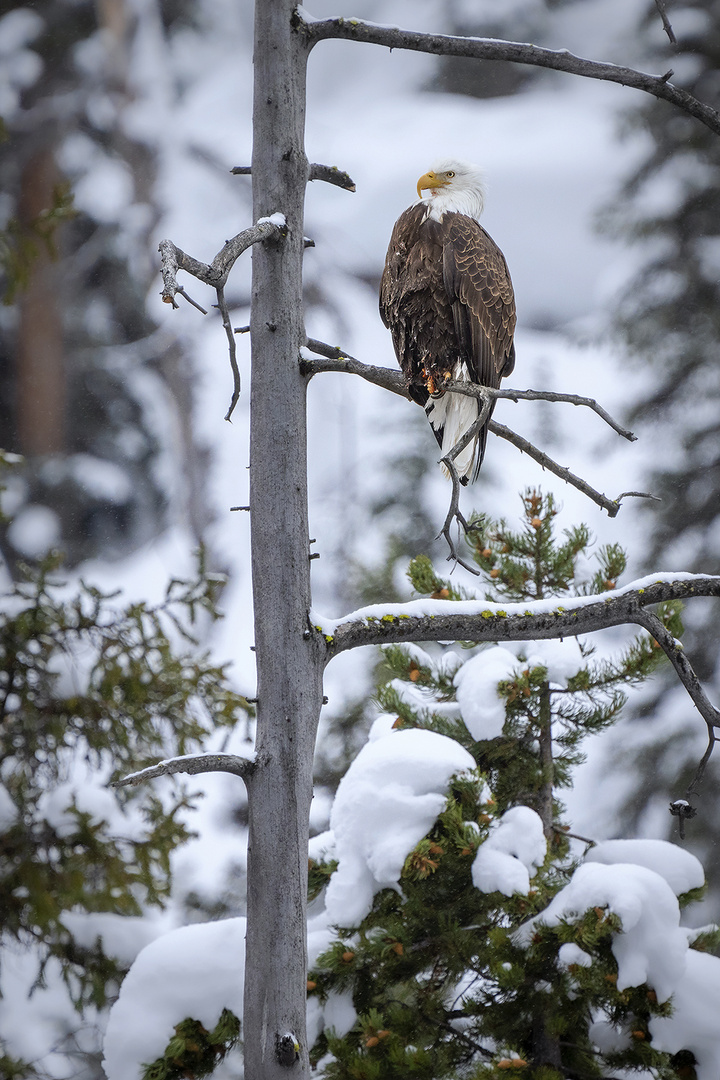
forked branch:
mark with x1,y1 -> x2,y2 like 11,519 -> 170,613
158,215 -> 287,418
301,347 -> 649,529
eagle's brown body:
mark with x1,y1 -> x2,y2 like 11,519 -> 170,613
380,194 -> 516,483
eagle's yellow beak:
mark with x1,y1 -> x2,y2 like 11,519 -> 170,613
416,170 -> 449,198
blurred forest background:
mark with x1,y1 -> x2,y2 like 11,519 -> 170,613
2,0 -> 720,1075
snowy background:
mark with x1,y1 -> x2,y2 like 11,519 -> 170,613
2,0 -> 718,1074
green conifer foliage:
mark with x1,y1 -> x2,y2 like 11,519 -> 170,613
604,0 -> 720,891
0,455 -> 253,1072
307,491 -> 696,1079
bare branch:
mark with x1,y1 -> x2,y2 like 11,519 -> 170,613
302,350 -> 635,442
654,0 -> 678,45
308,163 -> 356,191
634,613 -> 720,781
112,752 -> 256,788
445,382 -> 636,443
215,284 -> 242,420
489,421 -> 623,517
436,455 -> 479,576
176,285 -> 208,314
158,217 -> 287,305
616,490 -> 662,504
232,163 -> 357,191
301,349 -> 647,518
300,344 -> 410,397
299,15 -> 720,137
321,574 -> 720,657
436,395 -> 495,571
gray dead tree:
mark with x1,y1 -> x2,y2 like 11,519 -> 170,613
131,2 -> 720,1077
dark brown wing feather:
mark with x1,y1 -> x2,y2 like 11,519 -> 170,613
379,204 -> 516,481
442,213 -> 516,389
379,204 -> 458,406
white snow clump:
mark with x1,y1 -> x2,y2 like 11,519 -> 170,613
323,727 -> 475,927
454,645 -> 517,740
103,918 -> 245,1080
472,806 -> 546,896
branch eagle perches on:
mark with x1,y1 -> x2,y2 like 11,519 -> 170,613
301,346 -> 655,568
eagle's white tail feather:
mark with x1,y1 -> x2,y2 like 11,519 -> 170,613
426,391 -> 479,482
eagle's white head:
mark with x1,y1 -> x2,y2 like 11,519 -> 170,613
416,159 -> 486,223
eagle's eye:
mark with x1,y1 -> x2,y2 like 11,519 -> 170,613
446,171 -> 455,178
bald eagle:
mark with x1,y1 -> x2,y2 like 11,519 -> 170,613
380,160 -> 516,484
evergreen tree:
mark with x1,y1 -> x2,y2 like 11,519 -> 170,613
0,454 -> 252,1079
306,492 -> 713,1079
604,0 -> 720,877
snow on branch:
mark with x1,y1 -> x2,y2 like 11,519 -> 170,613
301,347 -> 648,522
112,752 -> 256,788
314,574 -> 720,781
158,215 -> 287,420
298,12 -> 720,137
315,573 -> 720,661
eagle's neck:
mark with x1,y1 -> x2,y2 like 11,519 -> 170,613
419,186 -> 484,224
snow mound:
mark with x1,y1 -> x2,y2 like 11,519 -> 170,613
517,862 -> 687,1003
454,646 -> 518,739
584,838 -> 705,897
103,918 -> 245,1080
472,806 -> 546,896
324,728 -> 475,927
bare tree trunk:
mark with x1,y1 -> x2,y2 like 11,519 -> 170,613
244,3 -> 322,1078
17,148 -> 66,456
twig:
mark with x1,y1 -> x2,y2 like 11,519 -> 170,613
445,381 -> 636,443
633,607 -> 720,800
654,0 -> 678,45
552,825 -> 596,847
633,608 -> 720,735
176,285 -> 208,314
215,284 -> 242,420
436,456 -> 478,575
489,421 -> 623,518
615,490 -> 661,504
232,163 -> 357,191
112,752 -> 256,788
437,395 -> 495,570
308,163 -> 356,191
299,16 -> 720,137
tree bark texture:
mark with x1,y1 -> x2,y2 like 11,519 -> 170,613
17,147 -> 66,455
245,4 -> 322,1078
